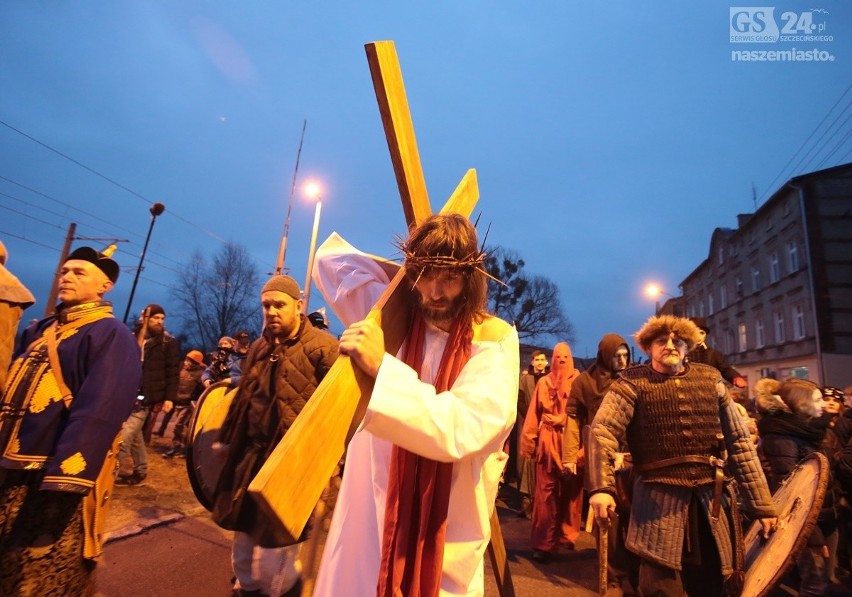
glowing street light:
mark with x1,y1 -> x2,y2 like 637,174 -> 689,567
302,182 -> 323,313
644,282 -> 673,315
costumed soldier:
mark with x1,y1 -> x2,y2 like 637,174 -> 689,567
588,315 -> 777,596
0,246 -> 141,595
211,275 -> 338,597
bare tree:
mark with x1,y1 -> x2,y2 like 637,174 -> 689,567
171,243 -> 262,350
485,246 -> 575,344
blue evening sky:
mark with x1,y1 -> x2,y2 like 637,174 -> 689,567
1,2 -> 850,357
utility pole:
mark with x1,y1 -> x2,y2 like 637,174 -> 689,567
123,203 -> 165,324
43,222 -> 76,317
274,119 -> 307,275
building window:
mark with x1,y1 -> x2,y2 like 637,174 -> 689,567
787,242 -> 799,272
774,311 -> 786,344
735,277 -> 743,298
725,329 -> 734,354
699,301 -> 705,317
793,304 -> 806,339
766,216 -> 773,230
756,319 -> 765,348
770,253 -> 780,283
782,200 -> 791,217
718,246 -> 724,265
738,323 -> 748,352
708,293 -> 714,315
720,285 -> 727,309
752,266 -> 761,293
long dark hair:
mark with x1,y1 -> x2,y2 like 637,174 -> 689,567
402,213 -> 489,325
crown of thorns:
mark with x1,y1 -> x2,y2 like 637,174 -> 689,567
394,238 -> 505,286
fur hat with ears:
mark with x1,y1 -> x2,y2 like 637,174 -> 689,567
634,315 -> 702,354
755,377 -> 822,418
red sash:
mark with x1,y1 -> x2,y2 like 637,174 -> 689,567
377,312 -> 472,597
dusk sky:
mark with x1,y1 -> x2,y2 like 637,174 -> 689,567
1,2 -> 850,357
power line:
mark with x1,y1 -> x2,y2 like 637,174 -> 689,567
0,118 -> 228,244
758,82 -> 852,204
0,176 -> 185,268
0,202 -> 67,231
789,96 -> 852,176
815,123 -> 852,171
0,228 -> 61,252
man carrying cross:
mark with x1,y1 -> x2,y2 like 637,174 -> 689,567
311,213 -> 519,596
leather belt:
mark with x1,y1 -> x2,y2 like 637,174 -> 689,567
636,454 -> 727,519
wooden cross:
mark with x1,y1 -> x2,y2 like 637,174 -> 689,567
248,41 -> 513,595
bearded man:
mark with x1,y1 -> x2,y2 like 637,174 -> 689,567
0,246 -> 140,595
588,315 -> 777,597
211,275 -> 338,597
311,213 -> 519,597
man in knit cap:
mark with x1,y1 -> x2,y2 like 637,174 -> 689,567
587,314 -> 777,596
0,245 -> 140,594
117,303 -> 181,485
211,275 -> 338,597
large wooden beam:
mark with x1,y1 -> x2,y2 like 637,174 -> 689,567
248,171 -> 479,541
366,41 -> 432,229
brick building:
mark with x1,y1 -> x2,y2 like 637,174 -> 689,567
678,163 -> 852,388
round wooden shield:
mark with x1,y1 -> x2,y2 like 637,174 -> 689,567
185,381 -> 238,510
741,451 -> 829,597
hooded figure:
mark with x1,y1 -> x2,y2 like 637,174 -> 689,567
571,333 -> 630,427
520,342 -> 581,561
566,334 -> 637,592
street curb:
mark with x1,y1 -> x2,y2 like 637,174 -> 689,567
104,505 -> 208,543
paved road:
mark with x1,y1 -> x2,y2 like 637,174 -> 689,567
99,427 -> 850,596
96,508 -> 600,597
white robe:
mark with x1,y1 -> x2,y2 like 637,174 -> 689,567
312,233 -> 519,597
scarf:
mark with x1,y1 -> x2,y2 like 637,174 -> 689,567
377,310 -> 472,597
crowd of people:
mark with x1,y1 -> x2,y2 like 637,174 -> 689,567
1,227 -> 852,596
509,315 -> 852,596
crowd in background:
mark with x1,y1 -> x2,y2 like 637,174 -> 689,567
510,317 -> 852,596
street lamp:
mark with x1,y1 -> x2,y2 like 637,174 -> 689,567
644,282 -> 673,315
123,202 -> 166,324
302,183 -> 323,314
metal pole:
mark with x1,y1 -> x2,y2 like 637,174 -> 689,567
275,120 -> 307,274
123,203 -> 165,324
302,199 -> 322,313
44,222 -> 77,317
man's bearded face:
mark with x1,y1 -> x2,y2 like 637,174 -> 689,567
413,268 -> 465,328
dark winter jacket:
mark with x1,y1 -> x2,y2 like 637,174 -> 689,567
212,314 -> 338,546
829,409 -> 852,496
140,332 -> 181,406
755,379 -> 833,544
687,344 -> 742,385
